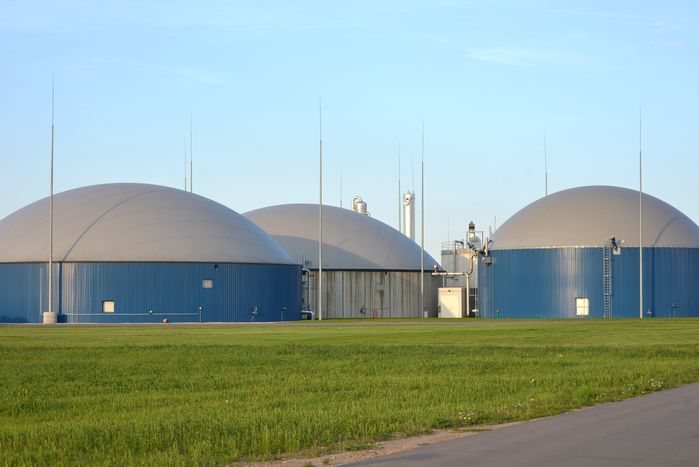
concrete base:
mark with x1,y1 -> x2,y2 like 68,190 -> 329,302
42,311 -> 58,324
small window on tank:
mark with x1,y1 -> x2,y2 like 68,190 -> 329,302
202,279 -> 213,289
103,300 -> 115,313
576,297 -> 589,316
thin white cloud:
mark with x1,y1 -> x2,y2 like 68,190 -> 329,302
651,20 -> 685,49
650,40 -> 685,49
468,47 -> 601,68
652,21 -> 681,34
521,6 -> 657,23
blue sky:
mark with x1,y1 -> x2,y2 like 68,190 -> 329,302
1,1 -> 698,258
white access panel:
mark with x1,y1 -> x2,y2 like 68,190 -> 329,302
438,287 -> 466,318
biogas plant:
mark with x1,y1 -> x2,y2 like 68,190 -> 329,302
0,183 -> 698,323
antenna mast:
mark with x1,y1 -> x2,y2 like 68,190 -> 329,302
411,154 -> 415,192
189,116 -> 193,192
544,133 -> 548,196
46,74 -> 55,323
639,107 -> 643,319
420,123 -> 425,318
398,143 -> 401,231
318,96 -> 323,321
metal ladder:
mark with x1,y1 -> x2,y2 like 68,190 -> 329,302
603,246 -> 612,318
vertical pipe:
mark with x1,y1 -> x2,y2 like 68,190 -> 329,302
466,272 -> 470,318
465,253 -> 475,318
420,123 -> 425,318
639,107 -> 643,319
452,239 -> 456,273
318,97 -> 323,321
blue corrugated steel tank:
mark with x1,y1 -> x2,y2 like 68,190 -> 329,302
0,184 -> 301,323
479,186 -> 699,318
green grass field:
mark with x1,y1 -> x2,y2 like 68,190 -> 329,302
1,319 -> 698,465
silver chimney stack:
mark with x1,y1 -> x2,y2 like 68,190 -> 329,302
403,191 -> 415,240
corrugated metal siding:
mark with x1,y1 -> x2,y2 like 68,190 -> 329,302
308,271 -> 440,318
479,247 -> 699,318
0,262 -> 301,323
0,263 -> 44,322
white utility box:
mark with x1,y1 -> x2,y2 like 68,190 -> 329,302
438,287 -> 466,318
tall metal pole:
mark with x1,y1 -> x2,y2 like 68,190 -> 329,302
48,74 -> 55,319
318,97 -> 323,321
398,143 -> 401,231
411,154 -> 414,192
639,107 -> 643,319
189,116 -> 193,193
544,133 -> 548,196
420,123 -> 425,318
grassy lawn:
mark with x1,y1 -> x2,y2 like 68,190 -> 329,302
1,319 -> 698,465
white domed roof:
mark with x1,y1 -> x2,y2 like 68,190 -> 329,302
492,186 -> 699,249
245,204 -> 439,270
0,183 -> 295,264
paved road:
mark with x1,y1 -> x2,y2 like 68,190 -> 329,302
352,383 -> 699,467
